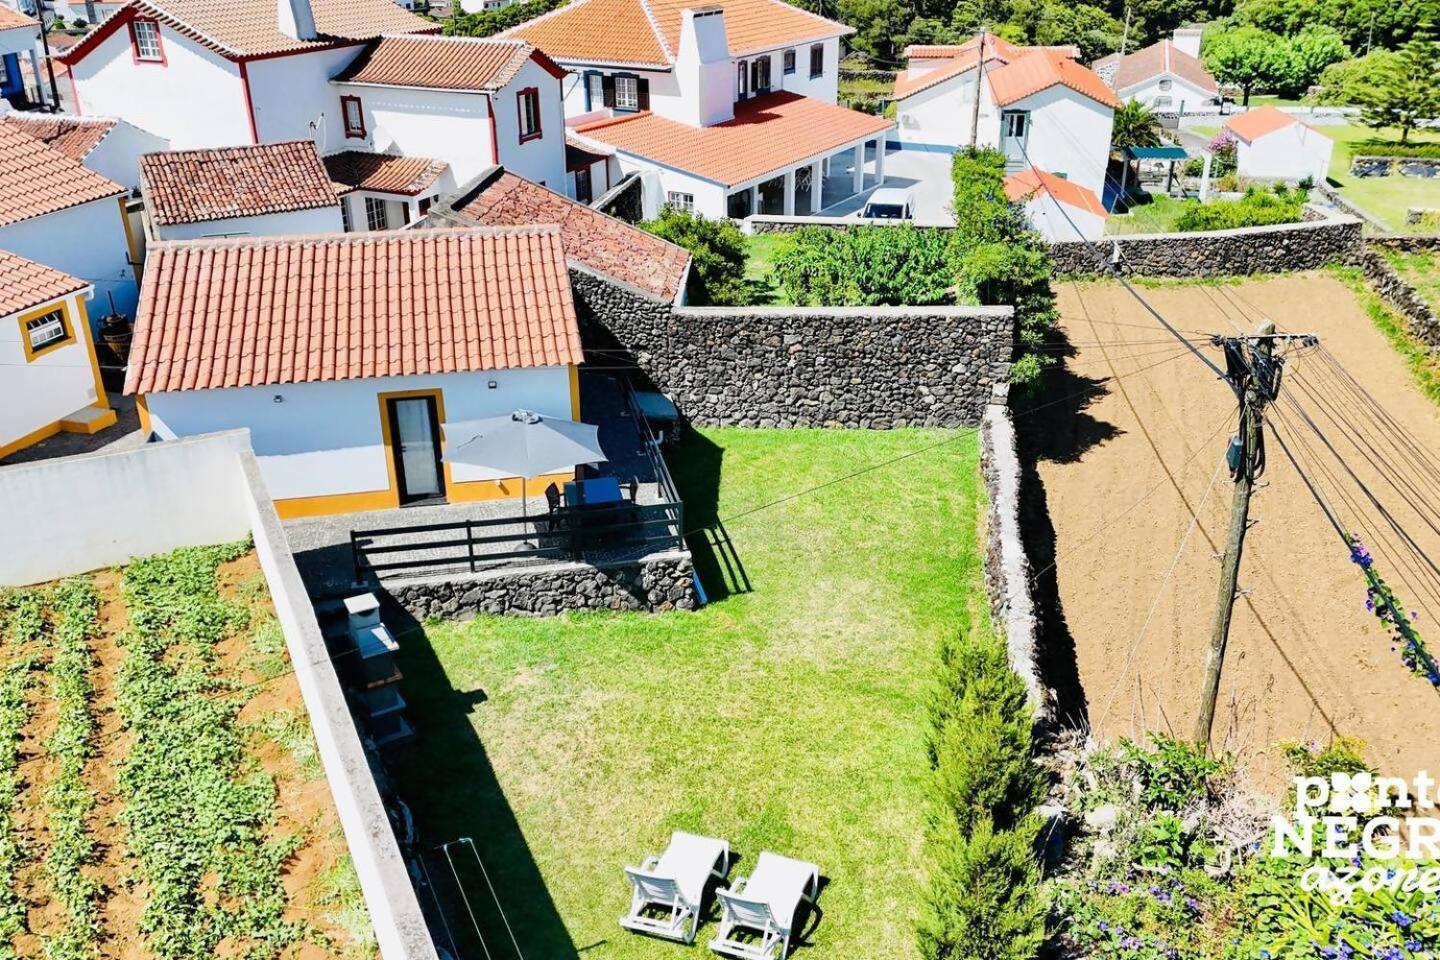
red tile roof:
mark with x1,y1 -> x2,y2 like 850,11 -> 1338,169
140,141 -> 338,226
332,35 -> 560,91
0,6 -> 37,30
1004,166 -> 1107,217
126,228 -> 583,394
892,49 -> 998,100
577,91 -> 893,186
1100,39 -> 1218,96
0,250 -> 88,319
502,0 -> 850,67
988,50 -> 1118,108
441,169 -> 690,303
1224,104 -> 1318,142
0,122 -> 125,228
0,114 -> 116,162
60,0 -> 435,63
324,150 -> 449,196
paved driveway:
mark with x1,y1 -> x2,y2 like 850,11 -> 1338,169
821,145 -> 956,225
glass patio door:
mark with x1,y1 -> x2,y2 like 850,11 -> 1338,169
388,396 -> 444,504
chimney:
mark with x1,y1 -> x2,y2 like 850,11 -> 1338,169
675,7 -> 732,126
1171,27 -> 1202,59
278,0 -> 317,41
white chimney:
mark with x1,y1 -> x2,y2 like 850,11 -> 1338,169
278,0 -> 317,41
1171,28 -> 1202,59
675,7 -> 732,126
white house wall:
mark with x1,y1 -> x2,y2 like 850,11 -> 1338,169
1,291 -> 101,447
1009,85 -> 1114,199
143,367 -> 574,501
331,82 -> 496,184
1236,125 -> 1333,183
155,204 -> 343,241
894,70 -> 996,149
246,46 -> 362,148
0,198 -> 137,320
69,24 -> 252,148
489,57 -> 567,191
1021,194 -> 1104,241
84,120 -> 169,191
1117,75 -> 1213,114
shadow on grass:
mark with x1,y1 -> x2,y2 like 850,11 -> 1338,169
384,603 -> 581,960
666,428 -> 752,602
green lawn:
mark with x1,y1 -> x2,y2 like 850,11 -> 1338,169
1105,193 -> 1197,235
389,428 -> 990,960
744,232 -> 793,305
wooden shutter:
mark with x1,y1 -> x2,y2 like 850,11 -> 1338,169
637,77 -> 650,111
602,74 -> 616,108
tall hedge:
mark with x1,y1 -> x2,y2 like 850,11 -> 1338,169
772,225 -> 957,306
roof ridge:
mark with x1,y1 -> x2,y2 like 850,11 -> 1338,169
634,0 -> 674,62
144,139 -> 319,160
149,224 -> 563,250
379,32 -> 526,45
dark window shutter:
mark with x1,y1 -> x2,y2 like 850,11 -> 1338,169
602,74 -> 616,108
583,70 -> 595,110
636,77 -> 650,111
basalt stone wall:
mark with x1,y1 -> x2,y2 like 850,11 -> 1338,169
1049,211 -> 1364,278
381,553 -> 695,619
1357,247 -> 1440,349
569,266 -> 1014,427
593,173 -> 644,224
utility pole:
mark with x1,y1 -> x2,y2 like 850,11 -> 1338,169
1194,322 -> 1316,753
35,0 -> 60,112
968,27 -> 986,148
1120,5 -> 1132,56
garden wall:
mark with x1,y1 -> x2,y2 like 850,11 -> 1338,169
377,551 -> 695,619
1357,244 -> 1440,349
593,172 -> 643,223
570,266 -> 1015,427
980,392 -> 1049,722
1049,209 -> 1364,277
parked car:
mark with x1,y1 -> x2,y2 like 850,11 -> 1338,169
860,188 -> 915,220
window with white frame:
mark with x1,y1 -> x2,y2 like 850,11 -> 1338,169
1158,78 -> 1172,91
809,42 -> 823,78
341,96 -> 365,138
364,196 -> 388,231
340,198 -> 353,232
517,87 -> 542,141
587,72 -> 605,110
666,191 -> 695,213
783,48 -> 796,74
1154,96 -> 1173,108
736,60 -> 748,99
751,56 -> 771,94
615,75 -> 639,111
24,308 -> 69,356
0,58 -> 8,86
131,19 -> 162,61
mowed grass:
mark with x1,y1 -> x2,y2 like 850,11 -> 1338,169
391,428 -> 990,960
743,232 -> 792,305
1105,194 -> 1196,235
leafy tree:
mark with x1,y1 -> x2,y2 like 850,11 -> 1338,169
1204,25 -> 1287,104
1029,0 -> 1125,60
1110,99 -> 1163,150
446,0 -> 566,36
1317,0 -> 1440,55
640,209 -> 750,305
1230,0 -> 1319,38
1312,49 -> 1398,104
837,0 -> 924,63
1275,24 -> 1350,95
1359,34 -> 1440,142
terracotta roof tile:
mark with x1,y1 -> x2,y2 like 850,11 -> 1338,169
1105,39 -> 1218,96
441,170 -> 689,302
1004,166 -> 1107,217
577,91 -> 893,186
1225,104 -> 1318,142
324,150 -> 449,196
140,141 -> 338,226
503,0 -> 849,67
126,228 -> 583,394
0,123 -> 125,228
0,250 -> 88,318
0,6 -> 37,30
60,0 -> 434,63
333,34 -> 549,91
892,49 -> 998,99
0,114 -> 117,162
988,50 -> 1118,108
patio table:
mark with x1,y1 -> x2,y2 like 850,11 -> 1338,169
564,476 -> 623,507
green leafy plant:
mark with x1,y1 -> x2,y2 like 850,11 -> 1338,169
772,225 -> 958,307
1120,733 -> 1223,811
641,208 -> 750,305
1359,35 -> 1440,144
1173,185 -> 1308,232
918,814 -> 1048,960
444,0 -> 564,37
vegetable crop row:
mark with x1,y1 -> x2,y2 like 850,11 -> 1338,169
0,591 -> 44,960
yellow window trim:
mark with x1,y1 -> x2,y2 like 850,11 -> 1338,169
17,298 -> 76,363
73,297 -> 111,413
569,363 -> 582,421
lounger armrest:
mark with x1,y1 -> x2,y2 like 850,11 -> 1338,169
729,875 -> 749,895
642,856 -> 660,871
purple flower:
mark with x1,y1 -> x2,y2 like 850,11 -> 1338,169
1392,910 -> 1413,928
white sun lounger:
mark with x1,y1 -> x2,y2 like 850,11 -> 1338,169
708,851 -> 820,960
619,831 -> 730,944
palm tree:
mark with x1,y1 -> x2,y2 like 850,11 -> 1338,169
1110,100 -> 1163,151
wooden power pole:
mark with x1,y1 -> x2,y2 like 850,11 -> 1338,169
968,28 -> 986,148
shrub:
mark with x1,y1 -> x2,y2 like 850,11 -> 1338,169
1174,185 -> 1308,231
1119,733 -> 1222,811
640,208 -> 749,305
919,815 -> 1048,960
1349,142 -> 1440,159
1314,50 -> 1400,106
772,225 -> 957,306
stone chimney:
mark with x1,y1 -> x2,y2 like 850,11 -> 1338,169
277,0 -> 317,42
1171,28 -> 1202,59
675,7 -> 732,126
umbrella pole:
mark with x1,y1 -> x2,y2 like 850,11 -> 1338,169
522,475 -> 531,548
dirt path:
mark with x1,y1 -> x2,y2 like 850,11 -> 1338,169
1034,272 -> 1440,788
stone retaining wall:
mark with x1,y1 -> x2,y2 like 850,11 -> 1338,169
1357,247 -> 1440,350
1050,210 -> 1363,277
570,266 -> 1015,428
380,552 -> 695,619
980,396 -> 1049,722
594,172 -> 643,224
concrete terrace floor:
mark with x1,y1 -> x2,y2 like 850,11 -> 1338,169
0,393 -> 144,466
820,145 -> 957,224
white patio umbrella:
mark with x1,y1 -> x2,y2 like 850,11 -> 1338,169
442,409 -> 607,537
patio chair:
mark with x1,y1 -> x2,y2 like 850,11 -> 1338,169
619,832 -> 730,944
709,852 -> 820,960
544,483 -> 561,514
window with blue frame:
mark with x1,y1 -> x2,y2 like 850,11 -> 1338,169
0,54 -> 20,99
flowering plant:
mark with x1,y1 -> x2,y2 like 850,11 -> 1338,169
1349,536 -> 1440,687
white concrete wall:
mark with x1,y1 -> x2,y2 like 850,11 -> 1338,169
331,82 -> 495,184
610,153 -> 726,216
1011,85 -> 1114,199
143,366 -> 574,501
1118,74 -> 1214,114
84,118 -> 169,191
491,57 -> 568,191
894,69 -> 997,149
0,290 -> 100,447
0,431 -> 254,586
155,204 -> 343,241
0,197 -> 138,319
1236,124 -> 1333,183
1021,193 -> 1105,241
69,24 -> 252,148
246,46 -> 361,149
